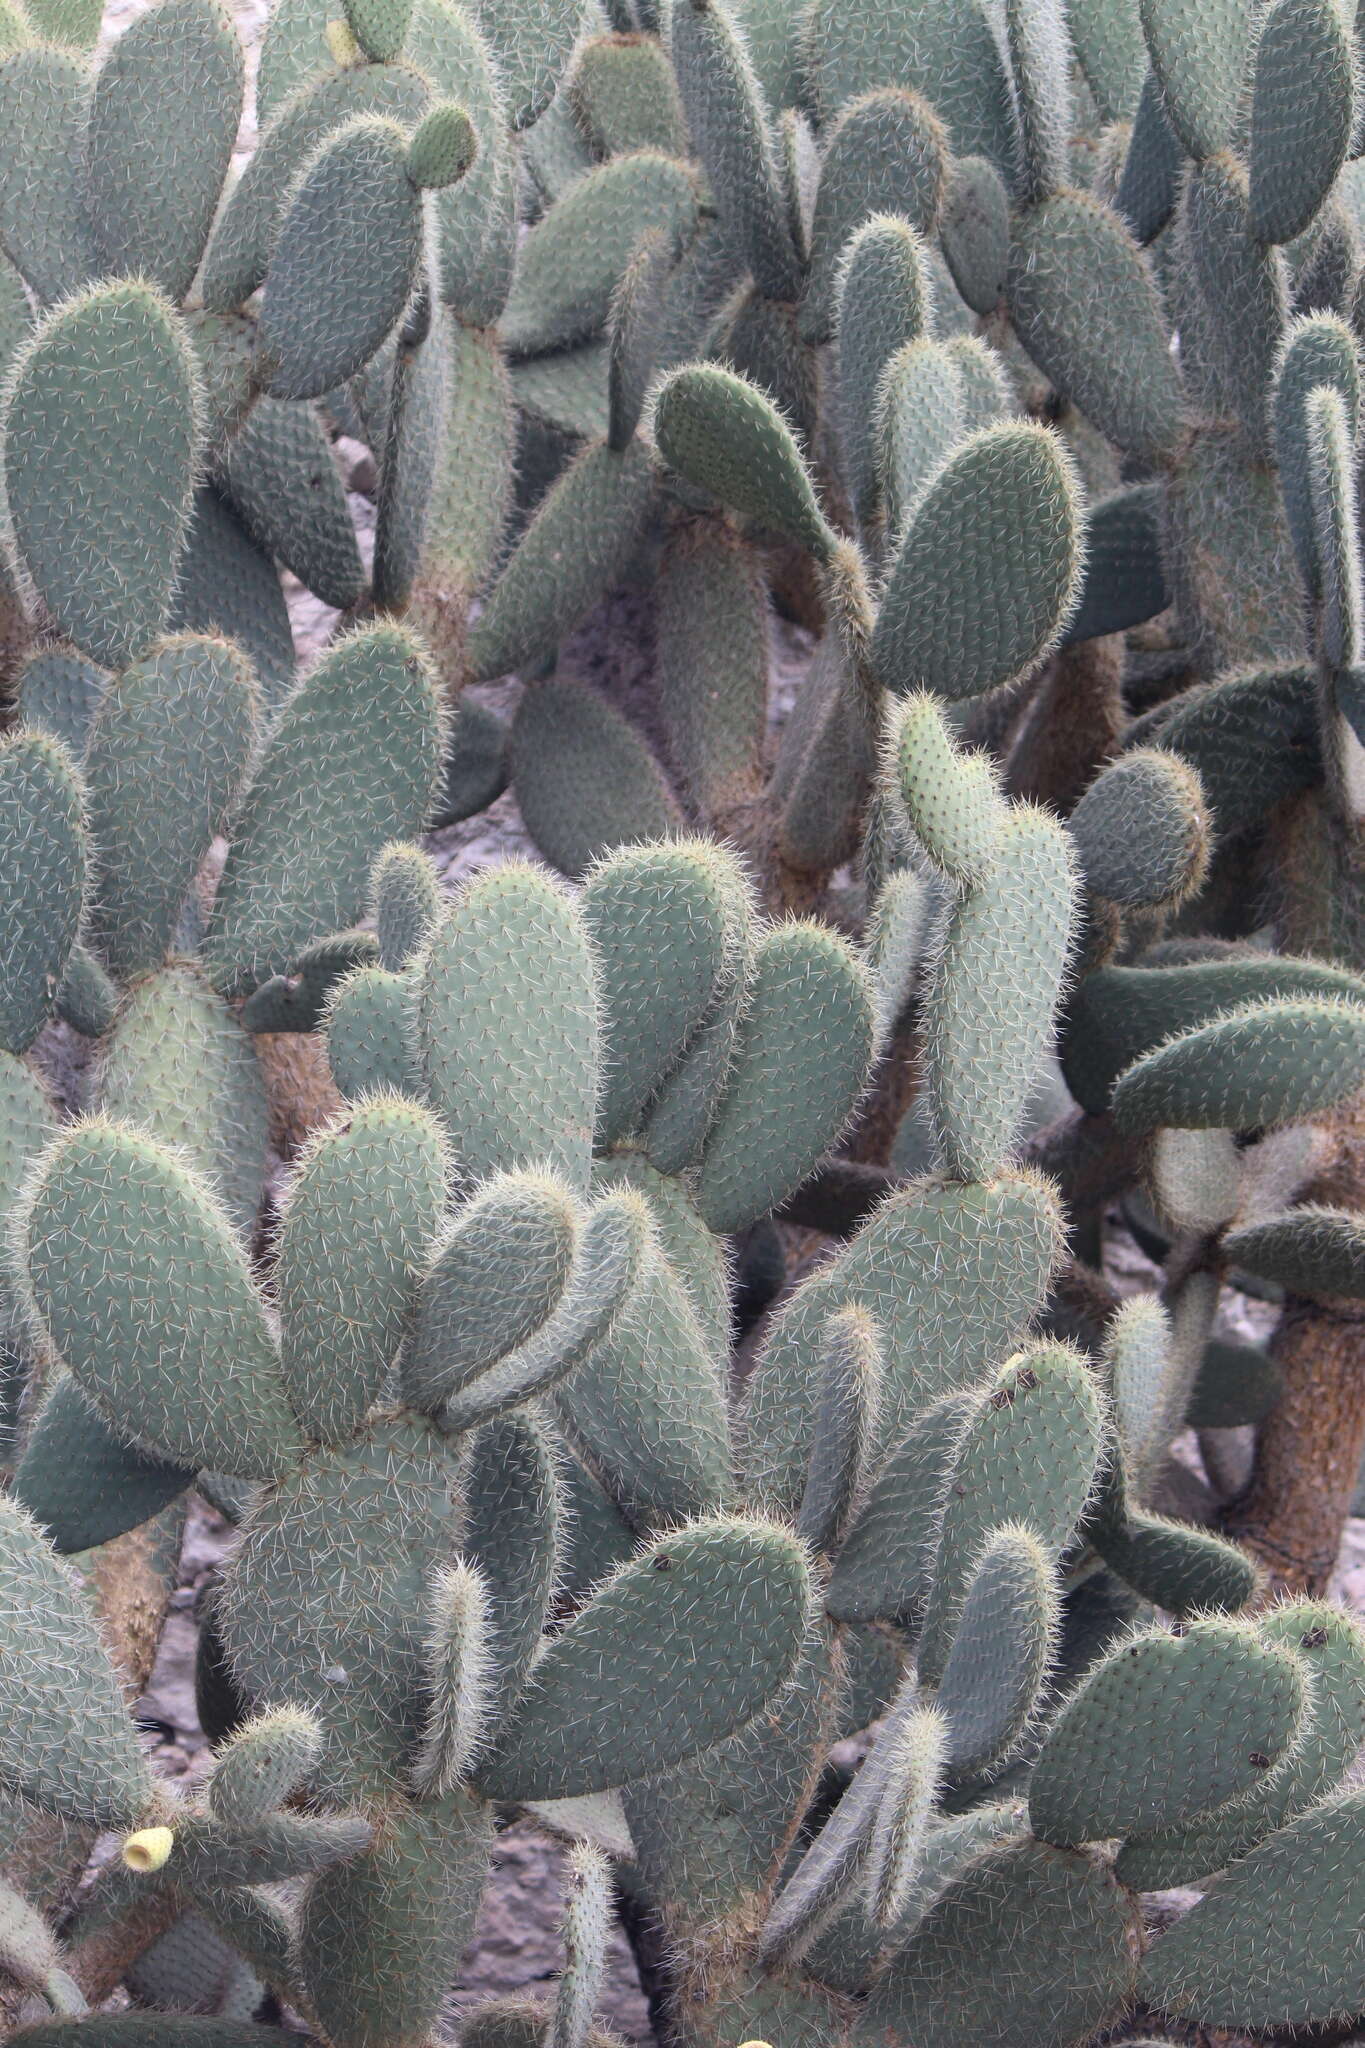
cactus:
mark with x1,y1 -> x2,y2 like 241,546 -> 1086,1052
3,0 -> 1365,2036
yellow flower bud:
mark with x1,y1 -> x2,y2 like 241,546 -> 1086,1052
121,1825 -> 175,1873
325,17 -> 361,62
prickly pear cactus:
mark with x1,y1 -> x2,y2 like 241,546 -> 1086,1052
2,0 -> 1365,2039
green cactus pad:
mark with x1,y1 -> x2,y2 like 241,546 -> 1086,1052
1224,1206 -> 1365,1297
417,861 -> 599,1190
511,681 -> 683,880
18,1121 -> 300,1481
401,1171 -> 580,1413
1136,1784 -> 1365,2025
1068,749 -> 1210,910
1185,153 -> 1290,454
795,1306 -> 880,1555
1117,1601 -> 1365,1888
1115,71 -> 1184,244
571,33 -> 686,159
871,423 -> 1084,700
0,1048 -> 54,1333
209,1707 -> 323,1827
939,154 -> 1010,316
1007,192 -> 1184,467
669,0 -> 800,302
923,802 -> 1077,1184
86,0 -> 244,298
0,46 -> 96,304
325,966 -> 420,1101
259,116 -> 422,401
95,966 -> 268,1239
500,153 -> 698,357
468,440 -> 656,681
1138,0 -> 1255,159
1306,383 -> 1360,669
200,62 -> 431,313
1029,1618 -> 1307,1845
608,227 -> 680,453
888,692 -> 1005,886
1273,314 -> 1361,603
431,692 -> 512,829
1249,0 -> 1354,245
2,280 -> 199,669
917,1345 -> 1103,1684
54,942 -> 117,1040
650,363 -> 837,561
243,929 -> 382,1035
1187,1337 -> 1284,1429
0,1494 -> 155,1827
870,339 -> 964,543
470,0 -> 582,126
410,1559 -> 492,1795
937,1524 -> 1058,1778
859,1839 -> 1137,2048
84,634 -> 256,979
438,1189 -> 649,1433
825,1390 -> 971,1627
460,1412 -> 560,1722
584,839 -> 749,1145
0,731 -> 85,1055
1006,0 -> 1073,205
553,1228 -> 732,1528
744,1173 -> 1063,1513
407,99 -> 476,187
695,920 -> 874,1234
800,91 -> 946,345
276,1096 -> 449,1444
655,516 -> 770,827
1111,996 -> 1365,1134
837,216 -> 936,526
171,489 -> 296,712
220,398 -> 365,612
370,843 -> 441,974
803,0 -> 1015,167
1093,1505 -> 1260,1617
298,1794 -> 494,2048
344,0 -> 414,58
1068,0 -> 1145,119
474,1519 -> 813,1800
1063,480 -> 1168,645
14,1371 -> 193,1554
218,1415 -> 464,1780
1061,955 -> 1364,1113
206,623 -> 441,997
16,646 -> 107,757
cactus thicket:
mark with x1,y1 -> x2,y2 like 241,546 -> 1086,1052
2,0 -> 1365,2041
